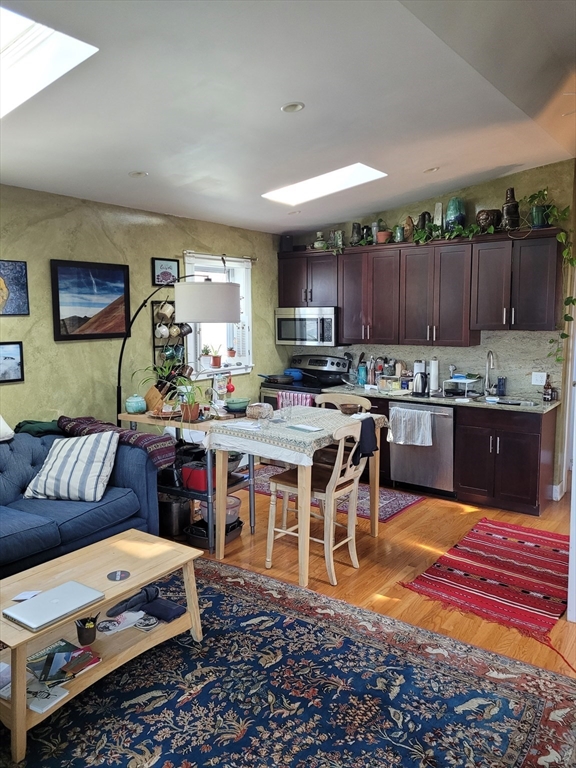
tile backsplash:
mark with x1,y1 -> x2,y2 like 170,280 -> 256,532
296,330 -> 563,399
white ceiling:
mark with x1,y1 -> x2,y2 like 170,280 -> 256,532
1,0 -> 574,236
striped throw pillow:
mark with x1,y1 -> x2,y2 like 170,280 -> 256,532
24,432 -> 120,502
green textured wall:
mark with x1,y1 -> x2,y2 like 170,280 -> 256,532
0,185 -> 289,428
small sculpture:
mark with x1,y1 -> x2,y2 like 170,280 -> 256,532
502,187 -> 520,230
361,224 -> 372,244
417,211 -> 431,230
404,216 -> 414,242
476,209 -> 502,231
350,222 -> 361,246
433,202 -> 443,227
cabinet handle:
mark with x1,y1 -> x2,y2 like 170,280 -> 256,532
361,324 -> 365,340
511,307 -> 515,325
302,288 -> 307,303
496,437 -> 500,454
426,325 -> 430,341
308,289 -> 312,302
503,307 -> 507,325
367,325 -> 370,340
433,325 -> 436,342
489,436 -> 493,453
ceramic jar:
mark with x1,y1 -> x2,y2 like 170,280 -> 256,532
350,222 -> 361,246
313,231 -> 326,249
393,225 -> 405,243
125,394 -> 147,414
445,197 -> 466,230
502,187 -> 520,230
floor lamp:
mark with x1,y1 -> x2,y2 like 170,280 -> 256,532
116,275 -> 241,424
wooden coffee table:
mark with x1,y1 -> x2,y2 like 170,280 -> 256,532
0,530 -> 203,763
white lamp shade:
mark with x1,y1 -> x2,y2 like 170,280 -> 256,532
174,281 -> 241,323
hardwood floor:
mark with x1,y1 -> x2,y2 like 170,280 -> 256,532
203,478 -> 575,678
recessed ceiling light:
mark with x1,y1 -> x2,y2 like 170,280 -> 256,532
280,102 -> 305,113
287,210 -> 301,215
128,171 -> 149,178
262,163 -> 387,206
0,7 -> 98,118
424,167 -> 439,173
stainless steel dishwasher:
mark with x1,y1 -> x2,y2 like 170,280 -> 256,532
389,402 -> 454,492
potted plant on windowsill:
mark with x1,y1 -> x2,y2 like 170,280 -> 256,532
200,344 -> 211,368
209,345 -> 222,368
227,346 -> 236,358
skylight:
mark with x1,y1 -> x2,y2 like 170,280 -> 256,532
0,8 -> 98,118
262,163 -> 387,206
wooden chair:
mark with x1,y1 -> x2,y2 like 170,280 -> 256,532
315,392 -> 372,412
314,393 -> 372,467
265,421 -> 367,585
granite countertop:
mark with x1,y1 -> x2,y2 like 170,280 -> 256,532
322,385 -> 561,415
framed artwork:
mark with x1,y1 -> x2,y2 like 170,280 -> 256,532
152,258 -> 180,286
0,260 -> 30,315
50,260 -> 130,341
0,342 -> 24,383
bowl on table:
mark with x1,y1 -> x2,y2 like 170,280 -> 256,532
339,404 -> 361,415
225,397 -> 251,413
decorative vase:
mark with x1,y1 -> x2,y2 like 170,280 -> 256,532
371,222 -> 379,244
181,402 -> 200,422
502,187 -> 520,230
361,225 -> 372,244
334,230 -> 344,248
530,205 -> 547,229
393,225 -> 405,243
125,394 -> 147,414
376,230 -> 391,244
445,197 -> 466,231
313,231 -> 326,249
350,222 -> 361,246
417,211 -> 431,230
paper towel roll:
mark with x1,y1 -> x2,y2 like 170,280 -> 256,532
429,358 -> 439,392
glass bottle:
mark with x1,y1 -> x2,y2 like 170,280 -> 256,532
357,362 -> 367,386
543,375 -> 552,402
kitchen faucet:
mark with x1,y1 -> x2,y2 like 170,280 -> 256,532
484,350 -> 495,395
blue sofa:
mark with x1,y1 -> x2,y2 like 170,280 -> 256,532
0,433 -> 159,578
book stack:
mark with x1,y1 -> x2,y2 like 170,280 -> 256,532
0,638 -> 101,713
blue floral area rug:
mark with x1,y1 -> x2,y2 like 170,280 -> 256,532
2,560 -> 575,767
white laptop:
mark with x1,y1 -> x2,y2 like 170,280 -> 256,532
2,581 -> 104,632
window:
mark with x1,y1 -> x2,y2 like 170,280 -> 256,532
183,253 -> 252,377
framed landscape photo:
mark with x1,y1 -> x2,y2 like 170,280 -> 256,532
0,342 -> 24,383
0,260 -> 30,315
152,258 -> 179,286
50,260 -> 131,341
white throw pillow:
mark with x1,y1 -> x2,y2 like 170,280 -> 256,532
24,431 -> 120,502
0,415 -> 14,442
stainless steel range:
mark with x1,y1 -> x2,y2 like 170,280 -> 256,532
260,354 -> 351,409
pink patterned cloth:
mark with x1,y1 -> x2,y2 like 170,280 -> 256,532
276,391 -> 315,408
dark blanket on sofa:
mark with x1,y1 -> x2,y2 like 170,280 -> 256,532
57,416 -> 175,469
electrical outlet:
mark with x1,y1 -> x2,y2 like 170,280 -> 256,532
531,372 -> 547,386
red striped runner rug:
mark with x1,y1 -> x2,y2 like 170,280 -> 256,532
401,517 -> 569,648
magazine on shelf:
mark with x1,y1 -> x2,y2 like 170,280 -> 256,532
0,665 -> 69,712
26,639 -> 101,685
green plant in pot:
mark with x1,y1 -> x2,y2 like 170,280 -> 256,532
520,188 -> 570,230
375,218 -> 392,244
174,375 -> 203,423
209,345 -> 222,368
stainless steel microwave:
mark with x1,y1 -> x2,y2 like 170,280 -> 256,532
274,307 -> 336,346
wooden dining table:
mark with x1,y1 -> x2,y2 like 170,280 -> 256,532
203,406 -> 388,587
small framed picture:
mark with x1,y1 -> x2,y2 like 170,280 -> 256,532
152,258 -> 180,286
0,342 -> 24,383
0,260 -> 30,315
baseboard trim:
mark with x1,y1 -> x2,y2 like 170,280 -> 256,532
552,482 -> 565,501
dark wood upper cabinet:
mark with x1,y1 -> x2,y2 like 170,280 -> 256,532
278,252 -> 337,308
400,243 -> 480,346
338,247 -> 400,345
471,234 -> 559,331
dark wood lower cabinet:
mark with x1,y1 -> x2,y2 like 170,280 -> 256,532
454,407 -> 556,515
369,398 -> 390,484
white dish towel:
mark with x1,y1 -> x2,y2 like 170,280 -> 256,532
387,407 -> 433,446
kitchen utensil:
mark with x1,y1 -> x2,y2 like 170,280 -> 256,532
284,368 -> 303,381
412,371 -> 429,396
155,323 -> 169,339
257,374 -> 294,384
